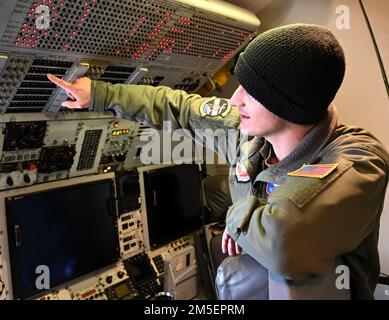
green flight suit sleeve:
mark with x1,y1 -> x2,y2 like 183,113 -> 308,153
226,145 -> 389,281
91,81 -> 241,161
91,80 -> 240,131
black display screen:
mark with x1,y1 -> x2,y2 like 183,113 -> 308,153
6,179 -> 120,300
143,164 -> 203,248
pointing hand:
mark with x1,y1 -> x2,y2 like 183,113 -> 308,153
47,73 -> 92,109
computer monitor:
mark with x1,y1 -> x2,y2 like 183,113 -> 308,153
140,164 -> 203,249
4,174 -> 120,299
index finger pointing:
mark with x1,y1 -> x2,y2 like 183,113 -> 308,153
47,73 -> 74,92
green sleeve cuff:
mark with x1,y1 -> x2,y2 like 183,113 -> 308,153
226,195 -> 264,241
91,80 -> 108,112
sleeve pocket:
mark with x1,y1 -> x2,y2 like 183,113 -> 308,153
270,157 -> 354,208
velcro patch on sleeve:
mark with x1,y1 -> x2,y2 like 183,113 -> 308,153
199,97 -> 231,118
271,158 -> 353,208
288,163 -> 338,179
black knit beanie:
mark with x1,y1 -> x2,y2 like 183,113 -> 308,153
235,23 -> 345,125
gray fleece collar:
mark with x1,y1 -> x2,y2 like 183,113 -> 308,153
247,105 -> 339,182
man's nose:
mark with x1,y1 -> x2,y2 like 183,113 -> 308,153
230,86 -> 244,107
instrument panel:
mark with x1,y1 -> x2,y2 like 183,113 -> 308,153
0,0 -> 260,114
0,0 -> 260,300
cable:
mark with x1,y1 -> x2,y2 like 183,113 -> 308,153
359,0 -> 389,100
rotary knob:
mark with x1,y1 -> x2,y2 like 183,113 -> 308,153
23,174 -> 31,183
6,176 -> 14,186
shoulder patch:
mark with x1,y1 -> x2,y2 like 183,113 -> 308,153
235,157 -> 250,182
266,182 -> 279,195
200,98 -> 231,118
288,163 -> 338,179
271,158 -> 353,208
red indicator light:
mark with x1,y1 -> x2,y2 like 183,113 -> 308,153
81,289 -> 96,299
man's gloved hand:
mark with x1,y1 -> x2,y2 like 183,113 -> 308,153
47,73 -> 91,109
222,228 -> 242,256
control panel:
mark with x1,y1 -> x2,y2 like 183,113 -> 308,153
34,242 -> 197,301
0,0 -> 259,114
0,0 -> 257,300
0,160 -> 200,300
0,115 -> 144,190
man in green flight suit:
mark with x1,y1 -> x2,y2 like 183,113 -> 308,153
47,24 -> 389,300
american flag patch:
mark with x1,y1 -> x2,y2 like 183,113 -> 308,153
288,163 -> 338,179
